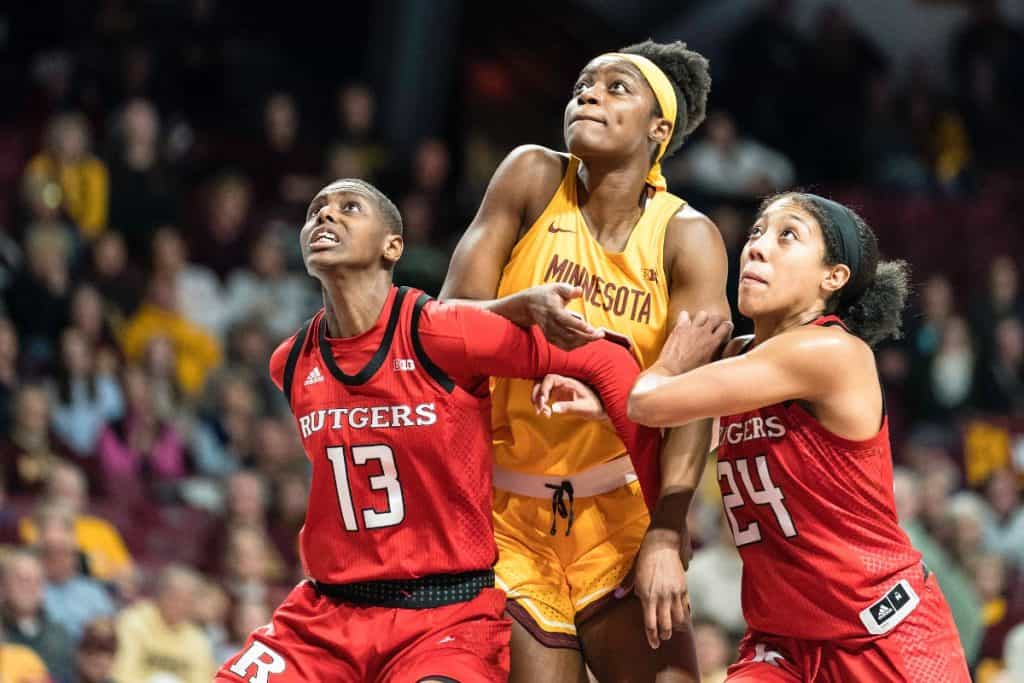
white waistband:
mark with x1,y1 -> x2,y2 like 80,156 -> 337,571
492,456 -> 638,499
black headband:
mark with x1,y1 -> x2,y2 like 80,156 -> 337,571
804,194 -> 863,302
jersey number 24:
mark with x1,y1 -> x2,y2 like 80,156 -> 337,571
718,455 -> 797,546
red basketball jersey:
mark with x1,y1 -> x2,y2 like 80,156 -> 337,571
269,286 -> 660,585
716,317 -> 922,643
274,287 -> 496,584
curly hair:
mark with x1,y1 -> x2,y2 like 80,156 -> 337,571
620,39 -> 711,159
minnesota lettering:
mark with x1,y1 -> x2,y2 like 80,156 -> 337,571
544,254 -> 652,323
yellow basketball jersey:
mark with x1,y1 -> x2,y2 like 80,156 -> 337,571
492,155 -> 684,475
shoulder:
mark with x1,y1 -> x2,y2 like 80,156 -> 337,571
417,299 -> 477,340
493,145 -> 568,204
754,325 -> 874,376
268,316 -> 317,390
664,205 -> 727,270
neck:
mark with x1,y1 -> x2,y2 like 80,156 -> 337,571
320,269 -> 393,338
752,307 -> 825,346
576,156 -> 651,236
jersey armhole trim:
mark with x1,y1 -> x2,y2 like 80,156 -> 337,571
410,293 -> 456,394
282,318 -> 314,406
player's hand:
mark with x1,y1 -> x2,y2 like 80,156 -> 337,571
531,374 -> 607,420
628,527 -> 691,649
655,310 -> 733,376
524,283 -> 604,350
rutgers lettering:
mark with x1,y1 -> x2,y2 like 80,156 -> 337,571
719,415 -> 786,446
543,253 -> 652,323
297,402 -> 437,438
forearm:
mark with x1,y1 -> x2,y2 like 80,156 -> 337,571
439,291 -> 534,327
650,421 -> 712,536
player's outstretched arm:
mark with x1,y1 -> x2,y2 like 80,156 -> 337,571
417,300 -> 662,507
628,322 -> 864,428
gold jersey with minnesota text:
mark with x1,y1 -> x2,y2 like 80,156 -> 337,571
492,155 -> 684,475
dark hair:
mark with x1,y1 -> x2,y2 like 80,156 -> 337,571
758,192 -> 910,346
620,39 -> 711,159
325,178 -> 403,237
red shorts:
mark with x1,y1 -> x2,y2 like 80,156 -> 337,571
216,581 -> 511,683
725,574 -> 970,682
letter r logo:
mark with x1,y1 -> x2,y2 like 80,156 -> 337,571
229,641 -> 286,682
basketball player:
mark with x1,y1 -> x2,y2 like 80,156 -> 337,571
540,192 -> 971,682
440,40 -> 726,681
215,178 -> 661,683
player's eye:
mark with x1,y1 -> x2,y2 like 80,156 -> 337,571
343,201 -> 361,212
780,228 -> 797,240
748,225 -> 763,239
609,80 -> 628,94
573,81 -> 589,96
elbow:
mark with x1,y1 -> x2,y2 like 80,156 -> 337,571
627,388 -> 660,427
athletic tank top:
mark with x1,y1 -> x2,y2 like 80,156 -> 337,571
492,155 -> 684,475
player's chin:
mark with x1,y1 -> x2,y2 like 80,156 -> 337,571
304,250 -> 348,273
565,130 -> 615,160
737,293 -> 767,319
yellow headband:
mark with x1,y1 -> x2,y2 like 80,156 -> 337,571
603,52 -> 677,191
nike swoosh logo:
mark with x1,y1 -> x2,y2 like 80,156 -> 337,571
548,223 -> 575,234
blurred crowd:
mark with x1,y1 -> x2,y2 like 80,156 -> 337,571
0,0 -> 1022,681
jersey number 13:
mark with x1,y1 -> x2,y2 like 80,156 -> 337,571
326,445 -> 405,531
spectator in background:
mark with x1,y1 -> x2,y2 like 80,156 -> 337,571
267,468 -> 308,571
188,174 -> 257,281
96,364 -> 186,497
118,274 -> 222,397
894,466 -> 983,663
106,99 -> 177,257
68,284 -> 122,376
201,470 -> 269,576
220,320 -> 288,417
23,112 -> 109,240
1,550 -> 74,683
0,316 -> 20,436
986,469 -> 1024,566
223,229 -> 317,339
249,417 -> 303,484
36,503 -> 116,640
189,376 -> 261,478
193,581 -> 230,666
4,223 -> 73,371
997,623 -> 1024,683
861,74 -> 932,192
216,600 -> 271,667
403,138 -> 455,235
334,84 -> 388,182
909,316 -> 982,424
73,618 -> 118,683
971,553 -> 1024,667
671,111 -> 794,198
20,463 -> 133,584
972,256 -> 1024,354
0,385 -> 79,496
149,225 -> 227,337
49,327 -> 123,457
393,192 -> 448,296
977,317 -> 1024,416
692,619 -> 731,683
248,93 -> 320,217
111,564 -> 215,683
222,526 -> 283,606
80,232 -> 145,325
908,274 -> 957,362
